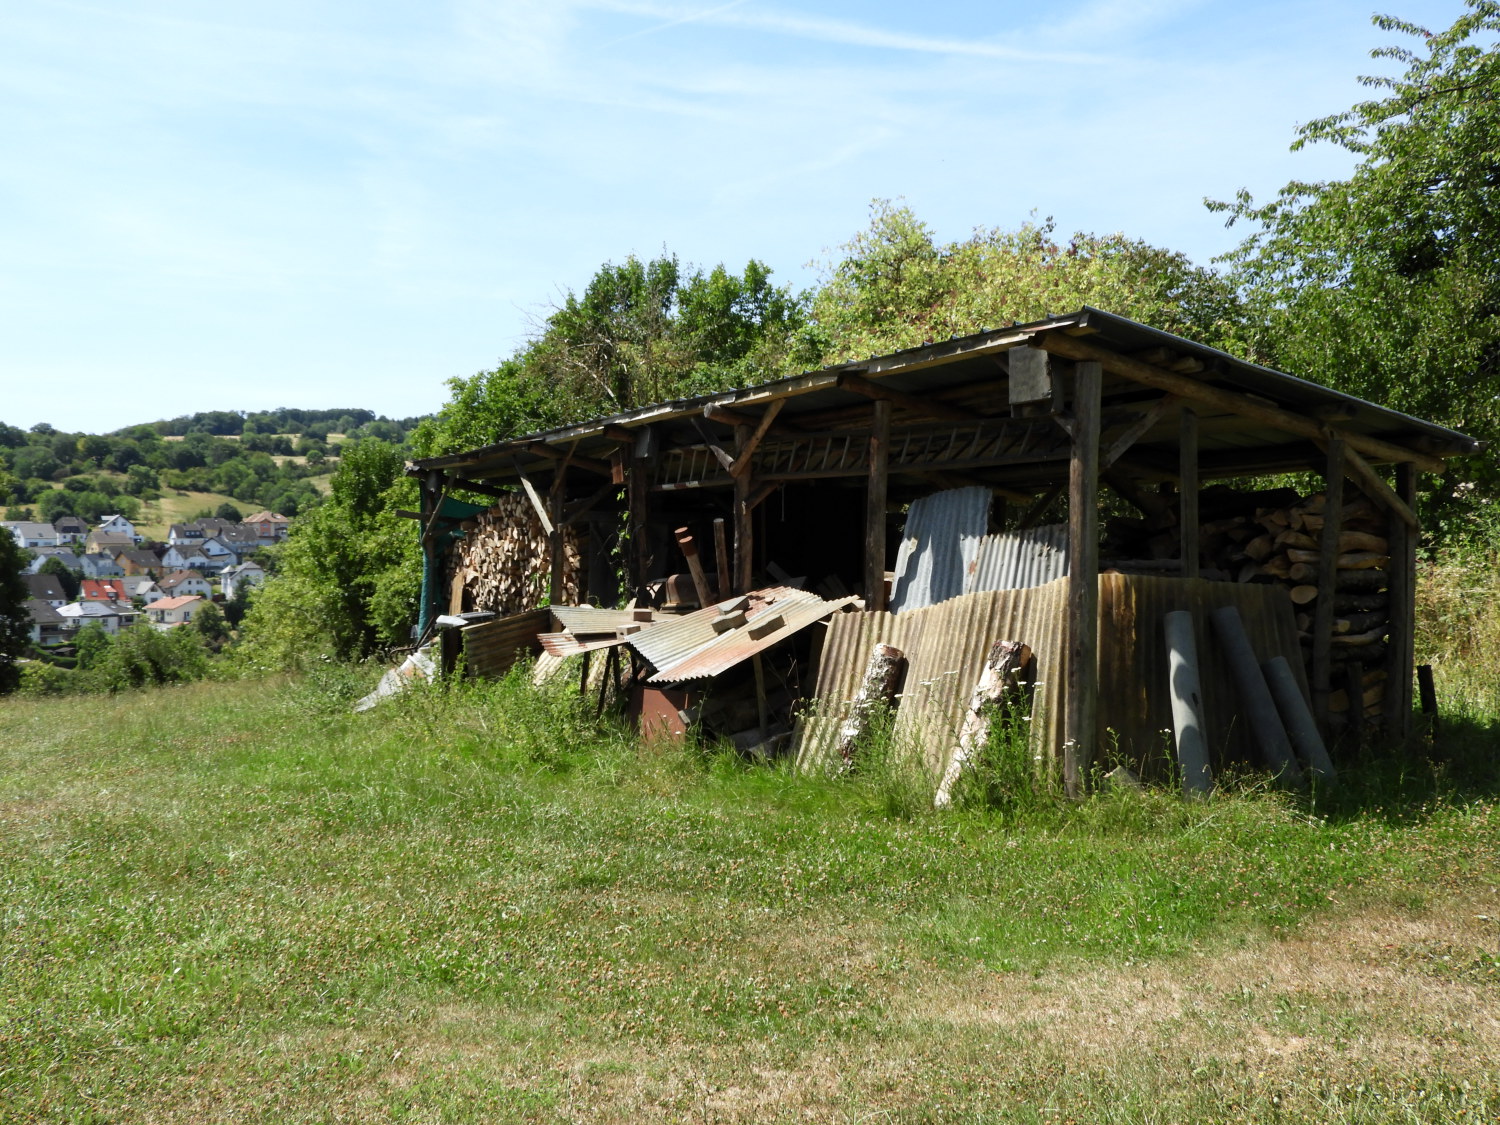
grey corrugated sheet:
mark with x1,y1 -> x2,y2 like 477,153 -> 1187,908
796,575 -> 1310,787
461,609 -> 549,678
889,486 -> 991,613
796,581 -> 1069,778
964,523 -> 1069,594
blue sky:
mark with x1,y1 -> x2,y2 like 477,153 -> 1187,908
0,0 -> 1466,432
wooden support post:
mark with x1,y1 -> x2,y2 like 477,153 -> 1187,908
1384,463 -> 1418,736
865,400 -> 891,610
751,652 -> 769,741
674,527 -> 714,609
628,431 -> 652,602
1179,407 -> 1199,580
733,424 -> 754,594
1064,361 -> 1102,800
547,462 -> 568,606
1312,438 -> 1345,734
419,470 -> 445,638
712,518 -> 731,603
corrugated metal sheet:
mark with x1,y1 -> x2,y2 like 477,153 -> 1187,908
627,586 -> 857,684
537,631 -> 631,658
550,606 -> 651,635
461,609 -> 549,678
796,574 -> 1309,785
645,594 -> 860,684
626,586 -> 803,673
796,581 -> 1069,777
964,523 -> 1069,594
1097,573 -> 1306,777
889,486 -> 991,613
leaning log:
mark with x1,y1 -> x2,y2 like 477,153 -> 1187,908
934,640 -> 1032,808
836,643 -> 906,764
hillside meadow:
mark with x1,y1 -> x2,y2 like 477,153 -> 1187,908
2,562 -> 1499,1123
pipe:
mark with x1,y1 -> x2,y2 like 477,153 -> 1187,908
1209,605 -> 1303,785
1261,655 -> 1337,785
1163,610 -> 1212,797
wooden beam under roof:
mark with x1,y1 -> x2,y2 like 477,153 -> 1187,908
836,372 -> 974,423
1035,332 -> 1446,473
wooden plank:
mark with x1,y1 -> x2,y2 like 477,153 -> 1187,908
1017,482 -> 1065,529
728,399 -> 784,478
1311,438 -> 1345,734
864,400 -> 891,611
1036,333 -> 1446,474
704,402 -> 801,434
547,463 -> 567,605
1101,394 -> 1178,470
733,424 -> 753,594
628,437 -> 651,599
1384,463 -> 1418,734
523,442 -> 613,478
1179,407 -> 1200,580
562,479 -> 619,527
837,372 -> 973,423
513,463 -> 554,536
1064,361 -> 1102,801
713,518 -> 730,604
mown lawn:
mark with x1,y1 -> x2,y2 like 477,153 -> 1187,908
2,666 -> 1498,1123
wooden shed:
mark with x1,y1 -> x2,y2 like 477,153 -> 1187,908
407,307 -> 1479,789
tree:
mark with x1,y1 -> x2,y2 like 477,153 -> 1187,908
74,621 -> 111,671
1210,2 -> 1500,533
810,201 -> 1246,364
0,531 -> 29,693
215,502 -> 243,522
194,600 -> 229,648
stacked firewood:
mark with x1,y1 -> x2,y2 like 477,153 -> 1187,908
1103,485 -> 1391,723
447,494 -> 581,615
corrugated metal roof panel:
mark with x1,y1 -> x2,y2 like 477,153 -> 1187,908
461,609 -> 549,678
645,595 -> 860,683
889,486 -> 991,613
549,606 -> 653,635
964,523 -> 1070,594
537,631 -> 631,658
797,574 -> 1309,787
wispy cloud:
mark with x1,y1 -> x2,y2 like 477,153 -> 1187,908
587,1 -> 1109,63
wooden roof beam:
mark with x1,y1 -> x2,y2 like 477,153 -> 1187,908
836,372 -> 973,423
1036,333 -> 1446,473
523,442 -> 614,478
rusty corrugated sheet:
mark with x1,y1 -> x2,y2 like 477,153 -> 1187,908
645,594 -> 859,684
461,609 -> 549,678
550,605 -> 652,636
537,631 -> 632,658
889,486 -> 990,613
964,523 -> 1069,594
627,586 -> 856,684
1097,574 -> 1306,778
797,574 -> 1309,785
626,586 -> 803,673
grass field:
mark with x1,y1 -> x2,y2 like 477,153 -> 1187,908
2,637 -> 1499,1122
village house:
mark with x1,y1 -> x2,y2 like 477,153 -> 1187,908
80,578 -> 132,605
158,569 -> 214,600
24,572 -> 68,608
241,510 -> 291,544
79,551 -> 124,578
86,530 -> 135,555
115,548 -> 163,577
147,595 -> 202,629
23,546 -> 83,575
51,515 -> 90,544
117,575 -> 164,605
57,600 -> 130,635
96,514 -> 142,544
220,560 -> 266,599
160,541 -> 215,571
3,521 -> 60,549
25,599 -> 68,648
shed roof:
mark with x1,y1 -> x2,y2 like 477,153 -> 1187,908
408,308 -> 1479,497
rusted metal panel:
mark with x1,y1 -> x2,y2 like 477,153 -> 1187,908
537,631 -> 630,658
964,523 -> 1069,594
460,609 -> 549,678
1097,574 -> 1306,778
550,605 -> 649,635
799,574 -> 1308,785
889,486 -> 991,613
625,585 -> 856,684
